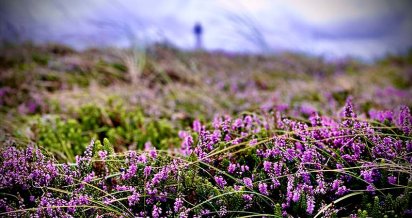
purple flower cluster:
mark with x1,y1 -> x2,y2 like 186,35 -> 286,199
177,100 -> 411,216
0,146 -> 58,189
0,100 -> 410,217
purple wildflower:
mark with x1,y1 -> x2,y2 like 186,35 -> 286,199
258,182 -> 269,195
174,198 -> 183,212
227,163 -> 236,173
152,205 -> 162,218
395,105 -> 412,135
144,166 -> 152,178
263,161 -> 272,172
243,177 -> 253,189
307,195 -> 315,214
214,176 -> 227,189
193,119 -> 202,133
243,194 -> 253,201
98,150 -> 107,160
388,176 -> 397,185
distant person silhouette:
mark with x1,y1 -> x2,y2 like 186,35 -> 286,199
193,22 -> 203,50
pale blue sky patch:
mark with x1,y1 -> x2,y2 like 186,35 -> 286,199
0,0 -> 411,60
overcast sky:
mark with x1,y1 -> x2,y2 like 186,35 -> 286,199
1,0 -> 411,60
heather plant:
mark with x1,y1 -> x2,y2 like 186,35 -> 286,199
1,100 -> 411,217
1,44 -> 412,217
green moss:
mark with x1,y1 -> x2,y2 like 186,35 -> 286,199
31,53 -> 49,66
31,102 -> 179,161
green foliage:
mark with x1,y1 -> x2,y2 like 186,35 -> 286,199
371,196 -> 381,218
332,89 -> 350,106
31,53 -> 49,66
103,138 -> 115,155
274,203 -> 283,218
357,209 -> 368,218
34,117 -> 89,162
111,62 -> 127,72
32,102 -> 179,161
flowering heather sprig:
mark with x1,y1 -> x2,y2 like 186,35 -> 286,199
128,191 -> 141,206
243,177 -> 253,189
193,119 -> 203,133
227,163 -> 236,173
179,131 -> 193,156
121,163 -> 137,180
369,109 -> 393,123
144,166 -> 152,178
98,150 -> 108,160
306,194 -> 315,214
174,198 -> 183,212
341,96 -> 357,127
0,146 -> 58,189
214,176 -> 227,189
258,182 -> 269,195
152,205 -> 162,218
394,105 -> 412,135
242,194 -> 253,202
388,176 -> 397,185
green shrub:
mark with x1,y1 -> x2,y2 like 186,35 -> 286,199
31,102 -> 179,161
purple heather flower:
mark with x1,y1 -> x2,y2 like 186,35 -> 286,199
369,109 -> 393,123
201,209 -> 211,216
243,194 -> 253,201
332,179 -> 341,191
144,166 -> 152,178
309,112 -> 322,127
249,138 -> 258,146
122,164 -> 137,180
98,150 -> 107,160
300,103 -> 316,116
366,184 -> 375,192
404,209 -> 412,215
149,149 -> 157,159
227,163 -> 236,173
138,153 -> 147,164
395,105 -> 412,135
307,194 -> 315,214
76,195 -> 89,205
210,130 -> 221,143
152,205 -> 162,218
258,182 -> 269,195
263,161 -> 272,172
361,170 -> 374,183
341,96 -> 357,127
181,135 -> 194,156
193,119 -> 202,133
215,176 -> 227,189
342,96 -> 356,118
217,205 -> 228,217
388,176 -> 397,185
240,165 -> 249,172
292,189 -> 301,202
244,115 -> 253,128
83,172 -> 95,183
336,186 -> 349,196
243,177 -> 253,189
144,141 -> 153,150
174,198 -> 183,212
233,118 -> 243,129
302,149 -> 314,163
224,134 -> 231,142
